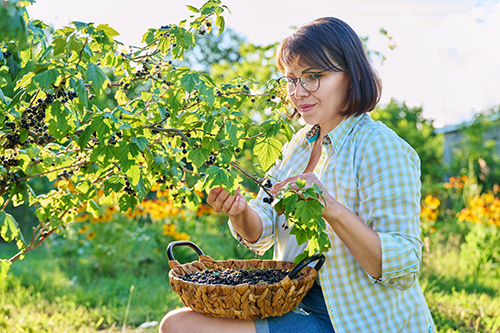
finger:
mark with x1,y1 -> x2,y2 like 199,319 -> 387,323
270,176 -> 297,195
206,187 -> 224,205
227,194 -> 244,216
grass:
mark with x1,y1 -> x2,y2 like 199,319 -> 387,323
1,212 -> 499,332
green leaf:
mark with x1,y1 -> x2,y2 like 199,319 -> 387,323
282,193 -> 299,216
216,15 -> 225,35
260,119 -> 281,136
89,115 -> 113,143
199,80 -> 215,107
75,180 -> 97,201
96,23 -> 119,37
158,38 -> 171,54
33,68 -> 60,89
224,120 -> 244,147
203,165 -> 234,191
126,164 -> 141,186
186,5 -> 200,13
132,177 -> 149,200
104,175 -> 125,195
1,259 -> 12,279
47,101 -> 76,140
87,199 -> 100,218
0,88 -> 6,105
15,72 -> 35,90
131,136 -> 149,151
77,125 -> 93,150
201,137 -> 220,153
188,147 -> 209,168
75,78 -> 88,109
119,193 -> 138,211
180,72 -> 199,93
289,222 -> 309,245
294,200 -> 323,225
113,141 -> 137,172
90,144 -> 115,165
254,137 -> 282,171
296,178 -> 307,189
0,211 -> 19,242
183,31 -> 195,47
86,62 -> 109,93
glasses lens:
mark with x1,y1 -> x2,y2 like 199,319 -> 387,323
301,73 -> 320,92
278,77 -> 296,95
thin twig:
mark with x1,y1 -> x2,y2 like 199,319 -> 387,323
230,161 -> 272,198
17,161 -> 89,182
142,125 -> 190,142
0,199 -> 10,212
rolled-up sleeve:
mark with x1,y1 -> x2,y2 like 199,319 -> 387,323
358,129 -> 423,290
228,190 -> 276,255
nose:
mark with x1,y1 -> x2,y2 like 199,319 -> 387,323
292,82 -> 309,98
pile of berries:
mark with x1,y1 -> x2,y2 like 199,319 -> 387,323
179,268 -> 290,286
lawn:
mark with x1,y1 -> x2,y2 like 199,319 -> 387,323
1,211 -> 499,332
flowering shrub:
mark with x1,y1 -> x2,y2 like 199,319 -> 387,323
457,192 -> 500,227
420,195 -> 441,235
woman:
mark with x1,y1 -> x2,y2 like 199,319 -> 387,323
159,17 -> 435,333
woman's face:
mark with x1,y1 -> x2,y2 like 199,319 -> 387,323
285,62 -> 350,135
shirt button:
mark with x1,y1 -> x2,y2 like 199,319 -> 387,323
389,279 -> 396,284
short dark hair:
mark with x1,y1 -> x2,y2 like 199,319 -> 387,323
276,17 -> 382,118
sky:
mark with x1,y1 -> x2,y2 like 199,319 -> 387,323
27,0 -> 500,129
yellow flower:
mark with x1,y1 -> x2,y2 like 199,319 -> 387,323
86,232 -> 97,240
424,195 -> 440,210
78,225 -> 89,234
174,232 -> 190,241
162,223 -> 176,236
75,214 -> 90,223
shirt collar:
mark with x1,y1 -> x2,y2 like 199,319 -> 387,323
303,114 -> 365,152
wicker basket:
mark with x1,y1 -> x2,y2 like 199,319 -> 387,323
167,240 -> 325,320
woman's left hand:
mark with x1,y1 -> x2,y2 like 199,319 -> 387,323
270,172 -> 339,219
270,172 -> 327,199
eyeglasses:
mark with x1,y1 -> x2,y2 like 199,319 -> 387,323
277,67 -> 342,95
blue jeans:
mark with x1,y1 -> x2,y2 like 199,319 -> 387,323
254,282 -> 335,333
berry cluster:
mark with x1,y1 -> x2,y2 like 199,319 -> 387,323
135,65 -> 150,79
156,174 -> 169,184
123,177 -> 135,195
262,196 -> 273,204
179,268 -> 290,286
1,155 -> 20,168
205,154 -> 216,165
2,50 -> 12,59
263,179 -> 273,189
108,132 -> 122,145
57,170 -> 73,179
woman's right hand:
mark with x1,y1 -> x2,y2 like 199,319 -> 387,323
207,186 -> 248,217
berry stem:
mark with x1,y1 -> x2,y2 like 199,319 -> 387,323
229,161 -> 273,198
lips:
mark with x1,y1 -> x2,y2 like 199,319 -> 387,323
299,104 -> 315,113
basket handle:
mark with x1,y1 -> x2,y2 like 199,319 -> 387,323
167,240 -> 205,262
288,253 -> 326,280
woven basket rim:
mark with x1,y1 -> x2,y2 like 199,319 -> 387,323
168,254 -> 320,320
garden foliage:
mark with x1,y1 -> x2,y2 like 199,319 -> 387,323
0,0 -> 335,276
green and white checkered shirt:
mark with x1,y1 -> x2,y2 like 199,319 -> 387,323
229,113 -> 435,332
